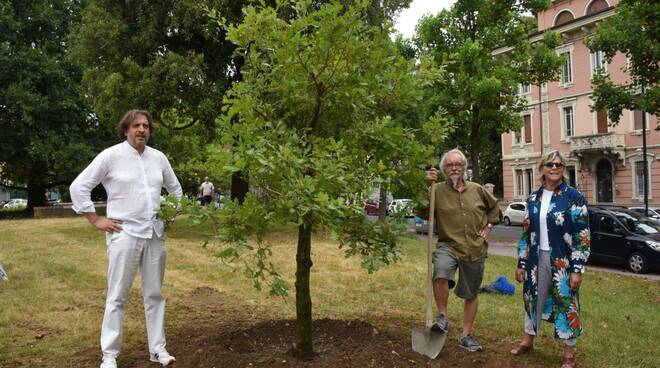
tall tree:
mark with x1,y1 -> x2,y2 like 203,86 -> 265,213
69,0 -> 252,199
0,0 -> 110,210
415,0 -> 563,183
588,0 -> 659,122
195,0 -> 438,357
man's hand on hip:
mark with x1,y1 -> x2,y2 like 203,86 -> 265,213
84,212 -> 123,233
479,224 -> 492,239
94,218 -> 123,233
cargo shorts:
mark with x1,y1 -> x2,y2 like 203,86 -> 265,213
432,243 -> 485,300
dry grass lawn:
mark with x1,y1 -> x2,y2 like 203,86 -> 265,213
0,217 -> 658,367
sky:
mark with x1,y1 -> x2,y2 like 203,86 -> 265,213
394,0 -> 456,39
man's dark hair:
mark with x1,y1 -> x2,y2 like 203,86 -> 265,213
117,109 -> 155,141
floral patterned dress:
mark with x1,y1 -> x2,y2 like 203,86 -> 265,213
517,182 -> 590,340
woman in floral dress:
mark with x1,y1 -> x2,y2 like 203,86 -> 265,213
510,150 -> 590,368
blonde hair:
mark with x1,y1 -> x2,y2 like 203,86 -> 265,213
538,150 -> 570,184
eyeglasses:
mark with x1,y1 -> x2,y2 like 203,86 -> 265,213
445,163 -> 464,169
544,162 -> 564,169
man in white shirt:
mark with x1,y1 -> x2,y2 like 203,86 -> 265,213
199,176 -> 214,208
70,110 -> 182,368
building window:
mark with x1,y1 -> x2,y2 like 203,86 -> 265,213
516,170 -> 524,197
520,84 -> 531,94
561,51 -> 573,85
555,10 -> 575,26
634,109 -> 646,130
514,130 -> 522,144
563,106 -> 574,137
525,169 -> 534,195
634,161 -> 651,198
523,115 -> 532,143
586,0 -> 609,15
591,50 -> 606,76
567,166 -> 577,188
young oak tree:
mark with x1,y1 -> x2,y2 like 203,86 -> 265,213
196,0 -> 439,357
415,0 -> 564,183
588,0 -> 659,123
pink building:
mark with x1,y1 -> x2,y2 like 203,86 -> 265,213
498,0 -> 658,205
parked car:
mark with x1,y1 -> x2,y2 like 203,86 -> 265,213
3,198 -> 27,210
628,207 -> 660,223
364,199 -> 387,215
589,205 -> 660,273
388,199 -> 413,217
502,202 -> 527,226
414,215 -> 439,235
414,215 -> 428,234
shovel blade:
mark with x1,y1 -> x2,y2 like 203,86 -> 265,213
411,327 -> 447,359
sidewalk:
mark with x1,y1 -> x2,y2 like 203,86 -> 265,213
488,241 -> 660,281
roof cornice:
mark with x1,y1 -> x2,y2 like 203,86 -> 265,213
492,7 -> 616,55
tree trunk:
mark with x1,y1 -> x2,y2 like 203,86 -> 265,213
378,183 -> 388,221
293,214 -> 314,358
230,171 -> 249,204
27,180 -> 47,211
470,109 -> 481,183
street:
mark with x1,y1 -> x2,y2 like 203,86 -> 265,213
397,216 -> 660,281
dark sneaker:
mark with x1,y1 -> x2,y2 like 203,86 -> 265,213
459,334 -> 482,352
431,314 -> 448,333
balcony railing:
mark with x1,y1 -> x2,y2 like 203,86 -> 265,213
570,132 -> 625,152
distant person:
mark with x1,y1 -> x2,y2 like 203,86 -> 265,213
510,150 -> 590,368
421,148 -> 500,352
70,109 -> 182,368
199,176 -> 214,208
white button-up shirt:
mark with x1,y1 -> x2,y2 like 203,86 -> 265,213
70,141 -> 183,239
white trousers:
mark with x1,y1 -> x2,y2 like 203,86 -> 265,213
101,230 -> 168,359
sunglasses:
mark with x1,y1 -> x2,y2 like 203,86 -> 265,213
445,163 -> 465,169
544,162 -> 564,169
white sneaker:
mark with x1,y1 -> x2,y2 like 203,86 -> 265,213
150,351 -> 176,366
100,357 -> 117,368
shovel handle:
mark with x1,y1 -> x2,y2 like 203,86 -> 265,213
425,183 -> 437,327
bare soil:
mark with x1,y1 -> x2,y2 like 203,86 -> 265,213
72,287 -> 540,368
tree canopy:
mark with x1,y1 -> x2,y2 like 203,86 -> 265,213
588,0 -> 659,123
414,0 -> 563,184
0,0 -> 111,209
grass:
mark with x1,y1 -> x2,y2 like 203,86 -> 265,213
0,217 -> 658,367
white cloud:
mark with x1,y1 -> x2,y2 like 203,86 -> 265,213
394,0 -> 456,39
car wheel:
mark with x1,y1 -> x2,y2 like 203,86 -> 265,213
627,252 -> 648,274
503,217 -> 511,226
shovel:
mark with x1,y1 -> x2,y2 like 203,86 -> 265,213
411,183 -> 446,358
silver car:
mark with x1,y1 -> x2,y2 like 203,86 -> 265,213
629,207 -> 660,223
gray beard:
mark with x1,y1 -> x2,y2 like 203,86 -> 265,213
450,174 -> 461,189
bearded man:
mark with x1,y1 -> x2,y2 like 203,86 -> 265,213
421,148 -> 501,352
70,110 -> 181,368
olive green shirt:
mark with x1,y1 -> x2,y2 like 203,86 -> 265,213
420,181 -> 501,261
